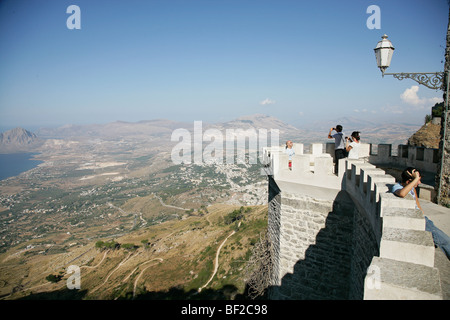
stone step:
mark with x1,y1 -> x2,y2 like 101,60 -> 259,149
382,207 -> 426,231
364,256 -> 443,300
380,227 -> 435,267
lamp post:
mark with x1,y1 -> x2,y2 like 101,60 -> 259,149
374,33 -> 449,205
374,34 -> 444,90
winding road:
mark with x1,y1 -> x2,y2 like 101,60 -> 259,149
198,222 -> 240,292
132,258 -> 163,298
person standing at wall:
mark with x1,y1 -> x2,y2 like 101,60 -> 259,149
328,125 -> 346,174
285,140 -> 295,170
346,131 -> 361,160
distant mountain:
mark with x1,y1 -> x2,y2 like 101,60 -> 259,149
207,114 -> 304,142
36,119 -> 191,140
0,127 -> 43,153
222,114 -> 300,132
35,115 -> 302,142
30,113 -> 421,148
301,116 -> 421,146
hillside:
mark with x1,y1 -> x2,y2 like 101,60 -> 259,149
0,203 -> 267,300
407,121 -> 441,148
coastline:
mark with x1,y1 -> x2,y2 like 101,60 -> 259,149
0,152 -> 44,181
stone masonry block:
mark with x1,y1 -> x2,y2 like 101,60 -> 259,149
292,155 -> 310,174
379,192 -> 416,217
364,257 -> 442,300
379,227 -> 435,267
311,143 -> 323,155
314,156 -> 333,175
382,207 -> 426,231
351,163 -> 376,180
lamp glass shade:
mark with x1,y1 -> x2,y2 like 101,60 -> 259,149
374,34 -> 395,72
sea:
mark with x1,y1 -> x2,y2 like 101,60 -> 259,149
0,153 -> 43,181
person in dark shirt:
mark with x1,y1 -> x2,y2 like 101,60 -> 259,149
328,125 -> 345,174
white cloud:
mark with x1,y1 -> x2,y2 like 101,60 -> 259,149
400,85 -> 442,108
260,98 -> 276,105
400,86 -> 421,105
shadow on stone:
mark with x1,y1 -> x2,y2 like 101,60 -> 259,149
268,189 -> 379,300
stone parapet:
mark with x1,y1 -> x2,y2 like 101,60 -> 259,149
342,161 -> 443,299
264,144 -> 442,299
369,144 -> 439,175
265,142 -> 444,300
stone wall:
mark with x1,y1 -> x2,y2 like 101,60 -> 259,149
348,192 -> 380,300
437,109 -> 450,205
369,144 -> 439,174
268,179 -> 355,299
436,8 -> 450,206
268,177 -> 281,286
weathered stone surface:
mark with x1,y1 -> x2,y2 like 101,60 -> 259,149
364,257 -> 442,300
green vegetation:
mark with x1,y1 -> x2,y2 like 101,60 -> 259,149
432,102 -> 444,118
224,206 -> 251,225
425,102 -> 444,123
95,240 -> 139,251
95,240 -> 120,250
45,274 -> 63,283
121,243 -> 139,251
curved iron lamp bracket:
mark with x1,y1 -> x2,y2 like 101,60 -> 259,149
383,72 -> 444,90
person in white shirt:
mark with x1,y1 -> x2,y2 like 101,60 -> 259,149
345,131 -> 360,160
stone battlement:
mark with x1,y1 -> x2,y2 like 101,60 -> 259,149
265,142 -> 438,173
343,159 -> 442,299
265,142 -> 444,300
368,144 -> 439,173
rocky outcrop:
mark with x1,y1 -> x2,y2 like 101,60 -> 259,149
408,122 -> 440,149
0,127 -> 42,153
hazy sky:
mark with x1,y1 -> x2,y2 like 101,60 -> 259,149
0,0 -> 448,129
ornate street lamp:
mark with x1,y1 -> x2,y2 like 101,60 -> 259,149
374,34 -> 444,90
